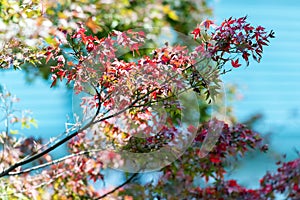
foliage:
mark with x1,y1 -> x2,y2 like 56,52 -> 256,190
1,1 -> 298,200
0,0 -> 212,81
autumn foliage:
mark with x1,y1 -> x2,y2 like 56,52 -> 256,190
0,1 -> 299,199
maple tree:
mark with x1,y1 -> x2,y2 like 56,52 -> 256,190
1,1 -> 299,200
0,0 -> 212,81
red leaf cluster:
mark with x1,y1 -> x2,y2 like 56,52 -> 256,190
192,16 -> 274,69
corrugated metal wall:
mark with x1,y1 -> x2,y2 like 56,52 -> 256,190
0,70 -> 71,138
213,0 -> 300,187
215,0 -> 300,130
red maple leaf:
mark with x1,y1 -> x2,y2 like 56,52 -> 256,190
191,27 -> 201,39
228,180 -> 238,187
209,155 -> 221,164
201,19 -> 215,29
231,58 -> 241,68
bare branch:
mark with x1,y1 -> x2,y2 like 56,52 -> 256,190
94,172 -> 139,199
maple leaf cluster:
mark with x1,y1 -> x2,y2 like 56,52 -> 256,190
191,17 -> 275,69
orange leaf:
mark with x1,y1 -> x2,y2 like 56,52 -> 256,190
46,52 -> 53,64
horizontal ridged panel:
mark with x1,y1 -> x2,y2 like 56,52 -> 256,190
0,70 -> 72,138
214,0 -> 300,188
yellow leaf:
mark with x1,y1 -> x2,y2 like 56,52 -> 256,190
29,118 -> 38,128
45,37 -> 58,46
122,0 -> 130,6
121,132 -> 129,139
46,9 -> 55,15
162,5 -> 171,13
10,129 -> 18,134
162,5 -> 179,21
58,12 -> 67,19
168,11 -> 179,21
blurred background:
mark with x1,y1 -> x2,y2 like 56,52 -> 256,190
0,0 -> 299,189
214,0 -> 300,188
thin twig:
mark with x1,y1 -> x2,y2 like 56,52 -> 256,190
8,148 -> 104,176
94,161 -> 148,199
0,172 -> 65,198
94,172 -> 139,199
92,87 -> 158,124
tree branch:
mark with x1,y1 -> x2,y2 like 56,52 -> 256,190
0,56 -> 210,178
0,86 -> 103,178
94,172 -> 139,199
7,148 -> 104,176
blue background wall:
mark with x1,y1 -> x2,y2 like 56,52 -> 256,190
212,0 -> 300,187
0,70 -> 71,138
